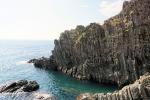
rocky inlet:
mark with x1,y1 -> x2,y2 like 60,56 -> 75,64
29,0 -> 150,99
30,0 -> 150,88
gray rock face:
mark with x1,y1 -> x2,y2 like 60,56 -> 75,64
77,73 -> 150,100
46,0 -> 150,88
30,0 -> 150,89
28,56 -> 57,70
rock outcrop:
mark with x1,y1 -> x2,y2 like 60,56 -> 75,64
0,80 -> 39,93
77,73 -> 150,100
0,80 -> 56,100
28,56 -> 57,70
31,0 -> 150,88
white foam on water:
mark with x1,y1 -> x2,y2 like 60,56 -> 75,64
16,60 -> 28,65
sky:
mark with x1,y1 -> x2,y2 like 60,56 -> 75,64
0,0 -> 129,40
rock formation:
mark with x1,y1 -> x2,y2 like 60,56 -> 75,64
28,56 -> 57,70
0,80 -> 55,100
77,73 -> 150,100
31,0 -> 150,88
0,80 -> 39,93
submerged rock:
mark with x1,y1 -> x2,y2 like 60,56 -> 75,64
77,74 -> 150,100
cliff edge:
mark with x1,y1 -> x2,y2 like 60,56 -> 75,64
30,0 -> 150,88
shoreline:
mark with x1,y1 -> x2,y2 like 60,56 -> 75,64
29,0 -> 150,99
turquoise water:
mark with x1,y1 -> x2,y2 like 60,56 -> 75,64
0,40 -> 117,100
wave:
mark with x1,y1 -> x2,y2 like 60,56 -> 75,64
0,92 -> 54,100
16,60 -> 28,65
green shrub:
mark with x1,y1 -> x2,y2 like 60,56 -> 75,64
75,32 -> 86,44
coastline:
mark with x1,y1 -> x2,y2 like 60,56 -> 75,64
30,0 -> 150,99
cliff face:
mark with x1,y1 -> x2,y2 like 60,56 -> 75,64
51,0 -> 150,88
51,0 -> 150,87
30,0 -> 150,88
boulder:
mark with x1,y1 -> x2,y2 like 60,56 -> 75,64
0,80 -> 56,100
0,80 -> 39,93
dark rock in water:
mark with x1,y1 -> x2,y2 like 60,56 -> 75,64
22,81 -> 39,92
77,74 -> 150,100
0,80 -> 56,100
0,80 -> 39,93
28,56 -> 57,71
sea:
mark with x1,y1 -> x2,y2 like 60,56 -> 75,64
0,40 -> 117,100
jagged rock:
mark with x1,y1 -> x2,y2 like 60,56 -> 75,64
0,80 -> 56,100
31,0 -> 150,88
22,81 -> 39,92
28,56 -> 57,70
49,0 -> 150,88
0,80 -> 39,93
77,74 -> 150,100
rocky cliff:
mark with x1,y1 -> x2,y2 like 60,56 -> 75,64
31,0 -> 150,88
50,0 -> 150,88
77,73 -> 150,100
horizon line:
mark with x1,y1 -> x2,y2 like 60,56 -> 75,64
0,38 -> 55,41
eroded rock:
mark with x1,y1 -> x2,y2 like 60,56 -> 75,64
0,80 -> 56,100
0,80 -> 39,93
77,74 -> 150,100
31,0 -> 150,88
28,56 -> 57,70
51,0 -> 150,88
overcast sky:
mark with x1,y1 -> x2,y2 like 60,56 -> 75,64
0,0 -> 129,40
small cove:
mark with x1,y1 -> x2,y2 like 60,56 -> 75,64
0,40 -> 117,100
